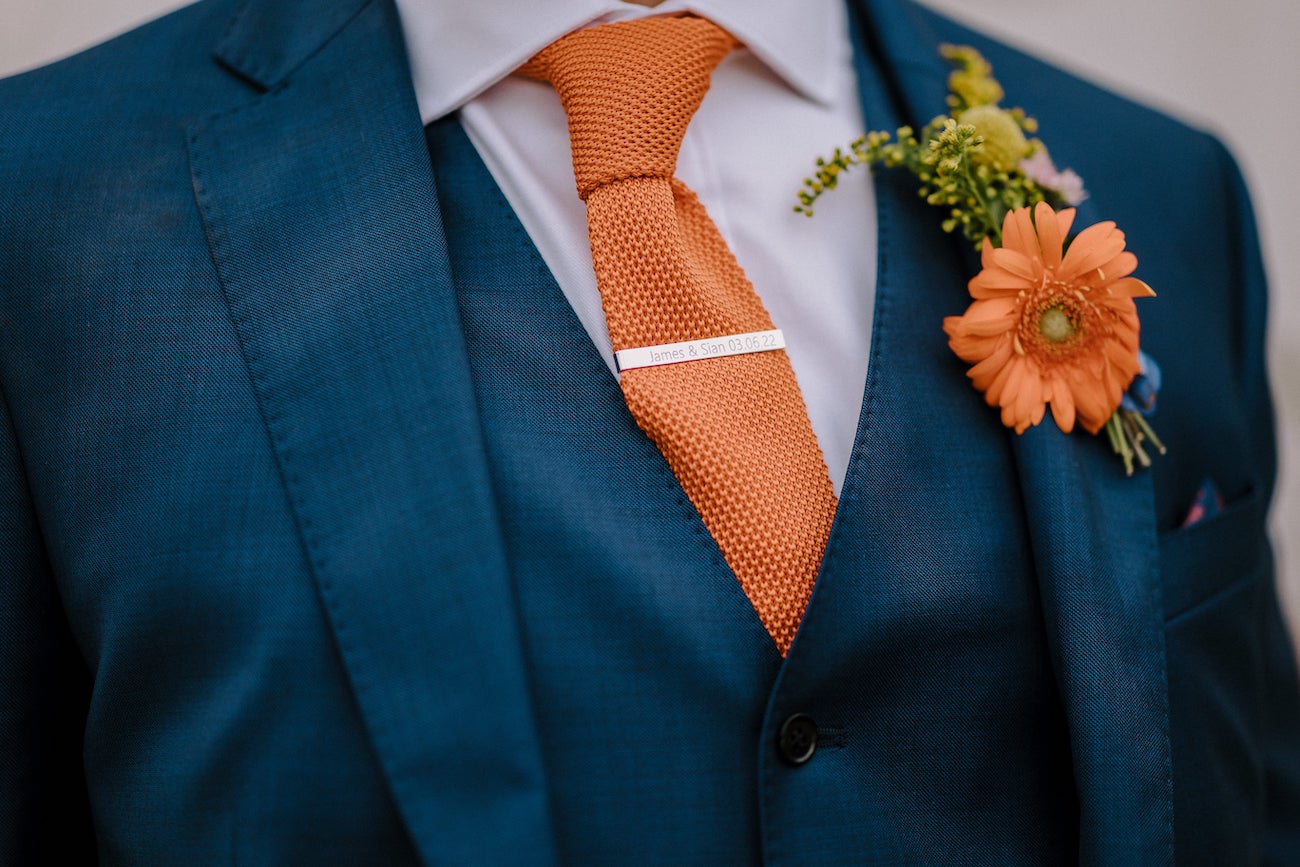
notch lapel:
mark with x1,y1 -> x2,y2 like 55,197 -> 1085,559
1011,426 -> 1171,864
187,1 -> 557,862
850,1 -> 1173,861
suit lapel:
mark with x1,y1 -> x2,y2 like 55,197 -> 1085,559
187,1 -> 557,863
1010,427 -> 1172,864
850,2 -> 1173,862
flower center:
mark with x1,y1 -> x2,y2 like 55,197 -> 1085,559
1038,305 -> 1076,344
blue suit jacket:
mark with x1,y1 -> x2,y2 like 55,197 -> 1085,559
2,0 -> 1298,863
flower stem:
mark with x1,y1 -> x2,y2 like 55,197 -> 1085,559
963,162 -> 1003,245
1104,409 -> 1165,475
1105,412 -> 1135,476
1121,412 -> 1152,470
1129,412 -> 1167,455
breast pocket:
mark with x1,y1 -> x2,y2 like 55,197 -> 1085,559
1160,483 -> 1280,858
1158,484 -> 1268,622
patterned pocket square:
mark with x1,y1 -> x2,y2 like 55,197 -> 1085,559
1181,477 -> 1226,528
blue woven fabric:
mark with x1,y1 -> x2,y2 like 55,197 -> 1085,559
0,0 -> 1297,862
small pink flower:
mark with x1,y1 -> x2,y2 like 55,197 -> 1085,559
1020,149 -> 1088,206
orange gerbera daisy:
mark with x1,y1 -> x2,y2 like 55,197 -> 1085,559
943,201 -> 1155,435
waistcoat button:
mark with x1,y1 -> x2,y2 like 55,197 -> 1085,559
777,713 -> 818,765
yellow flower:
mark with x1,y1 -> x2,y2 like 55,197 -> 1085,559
958,105 -> 1030,172
942,44 -> 1004,107
943,203 -> 1155,435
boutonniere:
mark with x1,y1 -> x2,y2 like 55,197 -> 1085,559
796,45 -> 1164,474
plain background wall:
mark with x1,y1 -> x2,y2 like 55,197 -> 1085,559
2,0 -> 1297,637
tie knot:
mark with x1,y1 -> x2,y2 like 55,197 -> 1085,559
520,15 -> 738,200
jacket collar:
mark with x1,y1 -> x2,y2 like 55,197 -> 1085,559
214,0 -> 374,89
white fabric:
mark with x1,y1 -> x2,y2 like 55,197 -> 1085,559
393,0 -> 877,495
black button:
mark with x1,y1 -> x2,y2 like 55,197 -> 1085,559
777,714 -> 818,765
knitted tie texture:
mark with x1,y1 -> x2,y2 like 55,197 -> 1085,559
521,15 -> 837,655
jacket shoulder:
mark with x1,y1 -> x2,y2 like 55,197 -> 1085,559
0,0 -> 243,104
910,4 -> 1216,148
0,0 -> 249,180
0,0 -> 256,293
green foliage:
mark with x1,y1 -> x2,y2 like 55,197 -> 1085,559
794,44 -> 1059,248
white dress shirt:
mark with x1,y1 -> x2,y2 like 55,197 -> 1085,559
392,0 -> 876,494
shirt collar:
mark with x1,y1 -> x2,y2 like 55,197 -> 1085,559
393,0 -> 844,123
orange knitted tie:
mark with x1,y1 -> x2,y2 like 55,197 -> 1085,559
521,15 -> 837,655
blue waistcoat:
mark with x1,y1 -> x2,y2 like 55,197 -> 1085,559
426,98 -> 1076,861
